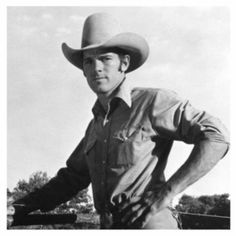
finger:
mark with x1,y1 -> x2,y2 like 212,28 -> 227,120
119,196 -> 141,212
133,207 -> 153,229
119,200 -> 142,219
121,203 -> 143,224
119,197 -> 140,211
126,206 -> 146,226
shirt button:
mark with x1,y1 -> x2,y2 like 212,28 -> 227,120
102,160 -> 106,164
104,139 -> 107,143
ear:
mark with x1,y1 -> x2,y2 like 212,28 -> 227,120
120,55 -> 130,72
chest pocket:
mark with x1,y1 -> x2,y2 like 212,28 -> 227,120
111,124 -> 154,167
113,124 -> 150,143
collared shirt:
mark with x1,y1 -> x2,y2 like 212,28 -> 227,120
17,80 -> 230,215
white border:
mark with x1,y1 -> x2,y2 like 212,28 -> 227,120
1,0 -> 235,235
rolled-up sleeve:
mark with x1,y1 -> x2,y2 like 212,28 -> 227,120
150,89 -> 230,157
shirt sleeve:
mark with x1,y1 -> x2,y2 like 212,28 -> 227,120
14,137 -> 91,212
149,89 -> 230,153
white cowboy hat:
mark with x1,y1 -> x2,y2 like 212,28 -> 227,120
62,12 -> 149,73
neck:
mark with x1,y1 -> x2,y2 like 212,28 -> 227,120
97,96 -> 110,112
98,77 -> 125,111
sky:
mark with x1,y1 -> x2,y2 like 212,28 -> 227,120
7,6 -> 231,202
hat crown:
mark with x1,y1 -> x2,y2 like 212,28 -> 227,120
82,13 -> 122,48
62,12 -> 149,73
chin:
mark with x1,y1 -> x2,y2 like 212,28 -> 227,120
94,86 -> 109,94
96,89 -> 109,95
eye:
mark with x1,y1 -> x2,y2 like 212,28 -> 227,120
101,56 -> 112,62
83,58 -> 92,65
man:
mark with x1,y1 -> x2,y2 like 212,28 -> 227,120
9,13 -> 229,229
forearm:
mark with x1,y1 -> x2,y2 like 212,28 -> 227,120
117,139 -> 229,228
165,140 -> 229,198
14,167 -> 90,212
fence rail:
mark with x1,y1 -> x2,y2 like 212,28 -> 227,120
9,212 -> 230,229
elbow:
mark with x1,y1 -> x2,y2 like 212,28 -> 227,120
199,118 -> 230,158
202,117 -> 230,144
203,130 -> 230,159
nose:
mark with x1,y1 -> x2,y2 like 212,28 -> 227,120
94,59 -> 103,72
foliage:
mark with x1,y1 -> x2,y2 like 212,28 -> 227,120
175,194 -> 230,229
8,171 -> 96,229
12,171 -> 50,201
9,171 -> 94,214
51,188 -> 94,214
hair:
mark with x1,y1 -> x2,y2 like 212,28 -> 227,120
106,47 -> 129,57
106,47 -> 130,72
82,47 -> 130,72
82,47 -> 129,59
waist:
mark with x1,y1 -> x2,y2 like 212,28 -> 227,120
100,211 -> 113,229
99,207 -> 178,229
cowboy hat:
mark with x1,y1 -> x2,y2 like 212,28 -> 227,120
62,12 -> 149,73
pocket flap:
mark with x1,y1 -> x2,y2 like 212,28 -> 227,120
113,125 -> 143,142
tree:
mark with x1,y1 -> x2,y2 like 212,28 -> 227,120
10,171 -> 94,214
12,171 -> 50,201
176,194 -> 206,214
208,194 -> 230,217
175,194 -> 230,229
8,171 -> 96,229
54,188 -> 94,214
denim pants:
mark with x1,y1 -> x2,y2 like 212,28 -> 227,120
142,208 -> 179,229
100,207 -> 179,229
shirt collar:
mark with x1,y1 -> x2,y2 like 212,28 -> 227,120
114,78 -> 132,108
92,78 -> 132,117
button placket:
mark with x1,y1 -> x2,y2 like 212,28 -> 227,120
100,109 -> 115,210
103,103 -> 111,127
96,100 -> 118,208
100,122 -> 109,194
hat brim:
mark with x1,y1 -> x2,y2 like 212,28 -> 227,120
61,32 -> 149,73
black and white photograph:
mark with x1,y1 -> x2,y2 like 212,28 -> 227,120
3,1 -> 234,231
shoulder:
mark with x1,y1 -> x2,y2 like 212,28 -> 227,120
131,87 -> 188,115
131,87 -> 180,102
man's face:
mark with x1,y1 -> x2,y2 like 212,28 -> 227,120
83,48 -> 129,96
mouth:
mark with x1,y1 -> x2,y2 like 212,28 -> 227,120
94,76 -> 106,81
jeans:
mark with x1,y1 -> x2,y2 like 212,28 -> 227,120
100,207 -> 179,229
